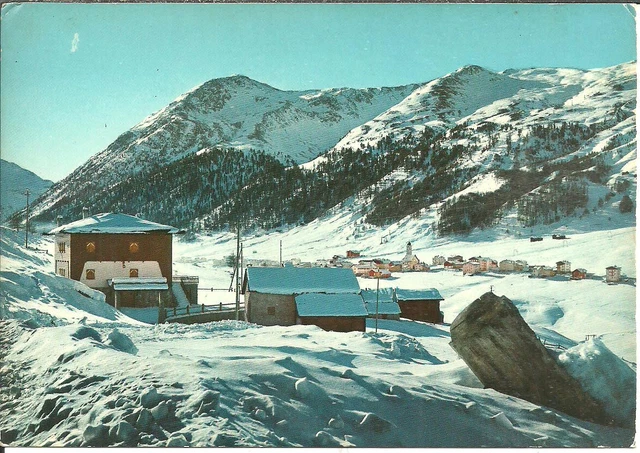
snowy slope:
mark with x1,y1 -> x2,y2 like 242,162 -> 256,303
0,225 -> 635,447
317,62 -> 636,156
0,159 -> 53,221
29,77 -> 417,218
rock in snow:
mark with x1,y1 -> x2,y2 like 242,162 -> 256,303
450,291 -> 610,426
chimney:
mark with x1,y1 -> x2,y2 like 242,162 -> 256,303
82,207 -> 89,219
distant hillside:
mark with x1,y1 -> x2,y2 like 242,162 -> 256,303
0,159 -> 53,221
28,62 -> 636,239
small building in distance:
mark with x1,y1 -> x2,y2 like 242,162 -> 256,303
361,288 -> 401,320
47,213 -> 196,309
401,242 -> 428,271
556,260 -> 571,274
530,265 -> 557,278
499,259 -> 517,272
606,266 -> 622,283
571,268 -> 587,280
394,288 -> 444,324
346,250 -> 361,258
463,261 -> 481,276
242,267 -> 367,332
432,255 -> 446,266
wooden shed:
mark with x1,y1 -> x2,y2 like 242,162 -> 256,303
394,288 -> 444,324
242,267 -> 367,332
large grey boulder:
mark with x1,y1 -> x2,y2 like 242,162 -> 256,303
450,292 -> 610,425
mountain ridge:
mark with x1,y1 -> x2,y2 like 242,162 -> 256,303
23,62 -> 636,240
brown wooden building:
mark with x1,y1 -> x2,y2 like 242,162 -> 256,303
242,267 -> 367,332
394,288 -> 445,324
47,213 -> 190,308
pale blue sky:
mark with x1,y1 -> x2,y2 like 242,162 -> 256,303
1,3 -> 636,182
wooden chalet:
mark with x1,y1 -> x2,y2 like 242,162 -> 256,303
346,250 -> 361,258
394,288 -> 444,323
47,213 -> 197,309
242,267 -> 367,332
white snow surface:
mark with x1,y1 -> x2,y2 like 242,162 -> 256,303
0,212 -> 636,446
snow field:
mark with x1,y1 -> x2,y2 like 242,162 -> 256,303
1,319 -> 634,447
1,217 -> 636,446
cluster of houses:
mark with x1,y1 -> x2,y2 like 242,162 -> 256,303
48,213 -> 445,333
241,266 -> 445,332
352,242 -> 429,278
432,252 -> 623,283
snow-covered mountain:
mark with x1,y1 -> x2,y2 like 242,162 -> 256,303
29,76 -> 417,219
28,62 -> 636,239
0,159 -> 53,221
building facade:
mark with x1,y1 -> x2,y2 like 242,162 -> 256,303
48,213 -> 188,308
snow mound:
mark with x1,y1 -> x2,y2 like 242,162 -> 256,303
558,338 -> 636,428
105,329 -> 138,355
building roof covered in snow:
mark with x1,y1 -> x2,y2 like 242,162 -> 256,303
47,213 -> 182,235
295,293 -> 368,317
364,300 -> 401,316
360,288 -> 395,303
243,267 -> 360,295
395,288 -> 444,301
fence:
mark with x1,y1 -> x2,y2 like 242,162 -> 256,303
165,302 -> 243,319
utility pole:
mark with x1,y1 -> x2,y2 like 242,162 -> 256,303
375,276 -> 380,334
235,221 -> 241,321
24,189 -> 30,248
279,240 -> 283,267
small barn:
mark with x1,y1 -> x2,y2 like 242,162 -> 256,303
571,268 -> 587,280
361,288 -> 401,320
394,288 -> 444,323
242,267 -> 367,332
367,268 -> 392,279
346,250 -> 361,258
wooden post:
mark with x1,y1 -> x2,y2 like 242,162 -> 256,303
157,292 -> 165,324
114,291 -> 119,311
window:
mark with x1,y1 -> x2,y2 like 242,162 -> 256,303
129,268 -> 139,278
58,242 -> 66,253
129,242 -> 139,254
86,269 -> 95,280
86,242 -> 96,253
267,306 -> 276,316
58,268 -> 66,277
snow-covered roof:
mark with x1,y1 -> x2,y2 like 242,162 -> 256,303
295,293 -> 368,318
47,213 -> 182,235
361,288 -> 395,304
109,277 -> 169,291
245,267 -> 360,295
395,288 -> 444,301
364,300 -> 401,316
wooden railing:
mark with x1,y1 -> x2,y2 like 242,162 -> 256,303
165,302 -> 243,319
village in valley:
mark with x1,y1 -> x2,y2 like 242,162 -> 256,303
0,3 -> 636,448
